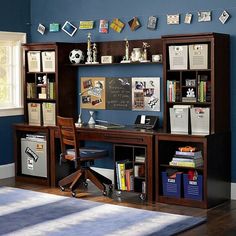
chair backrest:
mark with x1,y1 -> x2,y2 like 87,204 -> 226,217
57,116 -> 79,161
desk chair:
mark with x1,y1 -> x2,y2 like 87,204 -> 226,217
57,116 -> 112,197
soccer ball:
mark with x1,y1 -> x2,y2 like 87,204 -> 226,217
69,49 -> 84,64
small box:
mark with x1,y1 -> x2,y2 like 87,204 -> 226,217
170,107 -> 189,134
169,45 -> 188,70
101,55 -> 113,64
162,172 -> 182,198
189,44 -> 208,70
183,174 -> 203,201
190,107 -> 210,135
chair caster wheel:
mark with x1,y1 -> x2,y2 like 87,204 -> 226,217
103,190 -> 107,196
139,193 -> 146,201
116,190 -> 121,197
109,184 -> 113,191
83,182 -> 88,188
72,191 -> 76,197
59,186 -> 65,191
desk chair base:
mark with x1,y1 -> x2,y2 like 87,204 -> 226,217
59,167 -> 113,197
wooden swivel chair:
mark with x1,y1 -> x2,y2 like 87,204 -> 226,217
57,116 -> 112,197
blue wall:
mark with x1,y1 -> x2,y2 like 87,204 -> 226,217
0,0 -> 30,165
30,0 -> 236,181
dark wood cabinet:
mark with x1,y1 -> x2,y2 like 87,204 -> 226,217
22,42 -> 79,124
162,33 -> 230,134
156,33 -> 231,208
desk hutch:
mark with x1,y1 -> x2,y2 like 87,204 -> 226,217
13,33 -> 231,208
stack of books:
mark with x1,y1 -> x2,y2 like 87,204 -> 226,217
116,160 -> 134,191
169,149 -> 203,168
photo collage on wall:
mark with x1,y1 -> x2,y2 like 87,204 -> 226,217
80,77 -> 160,111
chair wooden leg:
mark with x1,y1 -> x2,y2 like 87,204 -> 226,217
86,169 -> 105,192
69,171 -> 83,190
89,168 -> 112,185
58,169 -> 82,187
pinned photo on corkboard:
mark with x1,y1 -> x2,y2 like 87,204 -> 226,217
80,77 -> 106,110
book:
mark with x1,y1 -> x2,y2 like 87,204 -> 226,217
169,159 -> 203,168
28,103 -> 41,125
27,51 -> 41,72
27,83 -> 36,98
175,150 -> 202,157
42,103 -> 56,126
172,157 -> 203,162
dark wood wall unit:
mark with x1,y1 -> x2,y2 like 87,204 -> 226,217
156,32 -> 231,209
156,133 -> 230,209
161,33 -> 230,134
22,42 -> 79,123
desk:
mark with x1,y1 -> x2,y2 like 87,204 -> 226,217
50,125 -> 156,202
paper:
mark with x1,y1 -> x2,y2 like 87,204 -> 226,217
189,44 -> 208,69
42,103 -> 56,126
169,45 -> 188,70
42,51 -> 55,72
28,103 -> 41,125
27,51 -> 41,72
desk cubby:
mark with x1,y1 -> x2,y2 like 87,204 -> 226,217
114,144 -> 147,200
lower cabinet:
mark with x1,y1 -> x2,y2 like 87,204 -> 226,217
155,133 -> 231,209
13,124 -> 50,186
114,144 -> 147,200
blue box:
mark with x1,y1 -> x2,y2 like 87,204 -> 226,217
183,174 -> 203,201
162,172 -> 182,198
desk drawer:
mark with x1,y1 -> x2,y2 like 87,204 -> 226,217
78,131 -> 146,144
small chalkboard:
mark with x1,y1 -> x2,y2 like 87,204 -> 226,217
106,77 -> 132,110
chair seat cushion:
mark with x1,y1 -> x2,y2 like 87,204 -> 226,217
79,147 -> 108,158
66,147 -> 108,158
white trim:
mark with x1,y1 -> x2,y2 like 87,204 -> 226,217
231,183 -> 236,200
0,107 -> 24,117
91,167 -> 114,184
0,163 -> 15,179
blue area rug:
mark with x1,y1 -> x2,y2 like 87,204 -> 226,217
0,187 -> 205,236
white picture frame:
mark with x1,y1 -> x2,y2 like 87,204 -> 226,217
62,21 -> 77,37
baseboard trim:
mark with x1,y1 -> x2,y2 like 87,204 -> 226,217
231,183 -> 236,200
0,163 -> 15,179
91,167 -> 114,184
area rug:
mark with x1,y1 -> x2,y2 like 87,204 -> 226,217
0,187 -> 205,236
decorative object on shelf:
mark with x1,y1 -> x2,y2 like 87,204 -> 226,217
110,18 -> 125,33
120,38 -> 131,63
37,23 -> 46,35
184,13 -> 192,24
219,10 -> 230,24
128,17 -> 141,31
198,11 -> 211,22
167,14 -> 180,25
62,21 -> 77,37
147,16 -> 157,30
49,23 -> 60,32
85,33 -> 93,64
101,56 -> 113,64
79,20 -> 94,29
130,48 -> 143,62
69,49 -> 84,64
186,88 -> 195,98
92,43 -> 99,64
141,42 -> 150,62
88,110 -> 96,126
99,19 -> 109,33
152,54 -> 162,63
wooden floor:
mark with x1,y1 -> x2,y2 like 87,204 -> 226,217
1,178 -> 236,236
